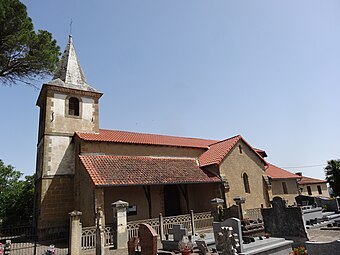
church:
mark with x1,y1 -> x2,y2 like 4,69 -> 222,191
34,36 -> 304,234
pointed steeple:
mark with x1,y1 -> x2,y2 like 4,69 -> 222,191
47,35 -> 97,92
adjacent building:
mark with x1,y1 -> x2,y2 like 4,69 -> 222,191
297,173 -> 329,197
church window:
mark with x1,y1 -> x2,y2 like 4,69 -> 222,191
243,173 -> 250,193
239,145 -> 243,154
317,185 -> 322,195
307,186 -> 312,195
282,182 -> 288,194
69,97 -> 80,116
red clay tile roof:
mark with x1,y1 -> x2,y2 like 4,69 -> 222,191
198,135 -> 241,167
76,129 -> 216,148
79,155 -> 222,186
266,163 -> 301,179
198,135 -> 267,167
298,176 -> 327,185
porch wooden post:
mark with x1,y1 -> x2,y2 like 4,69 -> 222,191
159,213 -> 164,241
178,184 -> 190,213
143,185 -> 152,219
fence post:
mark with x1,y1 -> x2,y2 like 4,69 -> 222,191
159,213 -> 164,240
69,210 -> 82,255
96,207 -> 105,255
112,200 -> 129,249
190,210 -> 195,236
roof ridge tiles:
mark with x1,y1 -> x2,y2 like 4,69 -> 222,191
80,154 -> 197,161
76,128 -> 218,148
207,134 -> 241,147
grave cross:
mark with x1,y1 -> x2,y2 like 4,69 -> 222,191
168,224 -> 188,242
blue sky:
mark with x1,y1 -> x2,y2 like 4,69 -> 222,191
1,0 -> 339,180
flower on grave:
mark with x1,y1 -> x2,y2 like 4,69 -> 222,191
178,235 -> 193,251
290,246 -> 307,255
199,233 -> 206,239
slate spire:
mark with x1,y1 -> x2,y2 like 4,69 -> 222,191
47,35 -> 97,91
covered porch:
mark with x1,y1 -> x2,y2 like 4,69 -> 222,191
77,154 -> 223,227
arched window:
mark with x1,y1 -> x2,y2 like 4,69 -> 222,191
69,97 -> 80,116
243,173 -> 250,193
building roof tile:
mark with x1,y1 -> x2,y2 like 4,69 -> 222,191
298,176 -> 327,185
79,155 -> 221,186
198,135 -> 267,167
198,135 -> 241,167
266,163 -> 301,179
76,129 -> 216,148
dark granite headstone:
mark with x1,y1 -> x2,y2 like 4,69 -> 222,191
262,197 -> 309,242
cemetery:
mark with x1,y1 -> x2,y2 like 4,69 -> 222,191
1,191 -> 340,254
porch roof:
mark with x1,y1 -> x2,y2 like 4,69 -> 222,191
79,155 -> 222,186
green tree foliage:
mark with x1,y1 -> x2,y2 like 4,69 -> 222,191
0,0 -> 60,86
0,159 -> 34,226
325,159 -> 340,197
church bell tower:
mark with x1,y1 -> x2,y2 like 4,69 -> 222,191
34,35 -> 102,235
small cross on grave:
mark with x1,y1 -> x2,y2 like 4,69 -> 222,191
169,224 -> 188,242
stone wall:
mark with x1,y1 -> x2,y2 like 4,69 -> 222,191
103,183 -> 220,223
79,139 -> 206,159
37,175 -> 74,230
270,179 -> 299,205
44,90 -> 100,135
299,182 -> 329,197
219,140 -> 270,210
74,161 -> 96,227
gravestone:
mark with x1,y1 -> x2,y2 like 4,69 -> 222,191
138,223 -> 158,255
217,227 -> 239,255
262,197 -> 309,243
128,237 -> 140,255
306,240 -> 340,255
169,224 -> 188,242
195,240 -> 210,255
213,218 -> 243,253
162,224 -> 188,251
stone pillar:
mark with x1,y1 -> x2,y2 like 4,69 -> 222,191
210,198 -> 225,222
112,200 -> 129,249
233,196 -> 246,220
69,211 -> 82,255
190,210 -> 195,236
159,213 -> 164,241
96,207 -> 105,255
